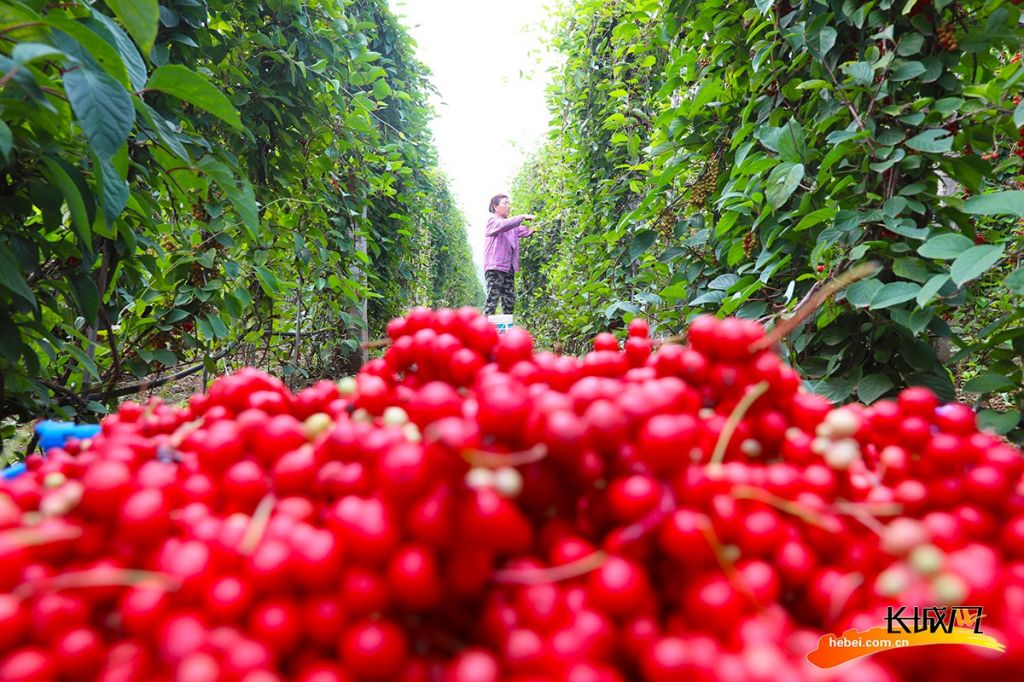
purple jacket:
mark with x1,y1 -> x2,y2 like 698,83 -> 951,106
484,214 -> 535,273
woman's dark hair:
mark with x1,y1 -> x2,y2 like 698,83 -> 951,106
488,194 -> 508,213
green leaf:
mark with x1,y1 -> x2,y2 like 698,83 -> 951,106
97,156 -> 128,226
105,0 -> 159,56
819,27 -> 837,55
1006,268 -> 1024,295
205,313 -> 229,339
63,67 -> 134,160
0,244 -> 36,309
844,61 -> 874,85
196,316 -> 213,339
963,373 -> 1014,394
897,33 -> 925,56
949,244 -> 1004,286
891,61 -> 926,81
907,308 -> 934,335
777,120 -> 807,164
197,157 -> 259,239
1015,99 -> 1024,128
858,373 -> 894,404
628,229 -> 658,262
85,12 -> 147,91
372,78 -> 392,99
46,17 -> 131,88
918,233 -> 973,259
962,191 -> 1024,216
793,207 -> 835,231
254,266 -> 281,296
65,344 -> 100,380
885,219 -> 929,240
905,129 -> 953,153
223,180 -> 259,240
41,157 -> 92,245
846,278 -> 882,307
162,308 -> 190,324
153,349 -> 177,367
892,257 -> 932,283
870,282 -> 921,309
0,308 -> 24,362
0,120 -> 11,163
932,97 -> 962,116
690,291 -> 726,306
808,377 -> 852,402
11,42 -> 66,65
146,65 -> 245,132
977,409 -> 1020,435
67,271 -> 99,321
916,274 -> 949,307
766,162 -> 804,210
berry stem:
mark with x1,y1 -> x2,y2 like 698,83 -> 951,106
729,485 -> 838,531
828,572 -> 865,623
708,381 -> 770,470
462,443 -> 548,468
750,262 -> 882,352
0,524 -> 84,547
13,569 -> 181,600
492,550 -> 607,585
240,493 -> 277,556
168,416 -> 206,448
617,483 -> 677,544
697,515 -> 763,609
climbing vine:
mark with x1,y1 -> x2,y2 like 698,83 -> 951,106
516,0 -> 1024,438
0,0 -> 478,435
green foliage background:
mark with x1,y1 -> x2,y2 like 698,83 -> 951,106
515,0 -> 1024,439
0,0 -> 482,434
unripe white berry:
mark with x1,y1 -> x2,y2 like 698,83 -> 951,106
465,467 -> 496,490
337,376 -> 357,396
822,407 -> 862,438
908,544 -> 945,577
881,518 -> 930,556
303,412 -> 333,440
740,438 -> 762,457
875,564 -> 911,597
402,423 -> 421,443
494,467 -> 524,498
824,438 -> 860,470
382,406 -> 409,427
932,572 -> 968,605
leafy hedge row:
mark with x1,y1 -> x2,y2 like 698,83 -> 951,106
0,0 -> 480,436
515,0 -> 1024,439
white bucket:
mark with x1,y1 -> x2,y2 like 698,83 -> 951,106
488,314 -> 514,334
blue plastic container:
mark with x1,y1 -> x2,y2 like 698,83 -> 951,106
1,462 -> 26,479
1,421 -> 101,481
35,420 -> 101,453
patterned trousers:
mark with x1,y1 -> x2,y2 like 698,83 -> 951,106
484,269 -> 516,315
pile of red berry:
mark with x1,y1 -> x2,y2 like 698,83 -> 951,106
1,306 -> 1022,681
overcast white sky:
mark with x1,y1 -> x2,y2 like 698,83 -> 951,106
388,0 -> 561,275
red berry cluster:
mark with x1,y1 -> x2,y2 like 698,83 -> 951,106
2,307 -> 1023,681
1016,127 -> 1024,159
937,23 -> 958,52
